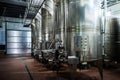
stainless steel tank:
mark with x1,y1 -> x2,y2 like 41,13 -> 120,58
54,0 -> 68,49
35,12 -> 42,50
105,17 -> 120,62
41,0 -> 55,49
55,0 -> 64,46
66,0 -> 102,61
31,21 -> 36,51
31,11 -> 42,56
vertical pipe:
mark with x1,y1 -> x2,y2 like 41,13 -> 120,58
103,0 -> 107,56
1,7 -> 7,54
31,24 -> 34,55
60,0 -> 64,46
63,0 -> 67,51
5,19 -> 7,54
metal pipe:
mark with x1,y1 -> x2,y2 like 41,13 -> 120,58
2,7 -> 6,17
102,0 -> 107,56
23,0 -> 33,24
24,0 -> 46,25
63,0 -> 67,51
31,0 -> 46,21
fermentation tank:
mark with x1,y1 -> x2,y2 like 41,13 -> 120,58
35,14 -> 42,49
41,0 -> 55,49
66,0 -> 102,61
31,20 -> 36,52
31,12 -> 42,54
55,0 -> 68,48
105,18 -> 120,62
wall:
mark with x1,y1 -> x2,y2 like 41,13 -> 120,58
0,17 -> 31,54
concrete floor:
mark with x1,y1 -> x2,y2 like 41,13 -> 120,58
0,54 -> 120,80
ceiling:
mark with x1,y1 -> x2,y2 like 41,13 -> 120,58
0,0 -> 27,18
0,0 -> 44,19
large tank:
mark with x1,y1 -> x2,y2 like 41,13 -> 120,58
31,20 -> 36,52
66,0 -> 102,61
31,14 -> 42,56
54,0 -> 68,49
105,18 -> 120,62
35,12 -> 42,50
41,0 -> 55,49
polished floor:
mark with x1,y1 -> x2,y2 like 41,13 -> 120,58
0,54 -> 120,80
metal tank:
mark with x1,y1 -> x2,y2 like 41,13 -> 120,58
104,17 -> 120,62
66,0 -> 102,61
55,0 -> 64,47
31,10 -> 42,55
31,21 -> 36,55
54,0 -> 68,50
41,0 -> 55,49
35,16 -> 42,50
55,0 -> 64,46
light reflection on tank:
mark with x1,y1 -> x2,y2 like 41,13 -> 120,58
66,0 -> 102,61
105,17 -> 120,62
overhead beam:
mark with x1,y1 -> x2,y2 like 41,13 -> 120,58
0,0 -> 43,8
0,0 -> 27,7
